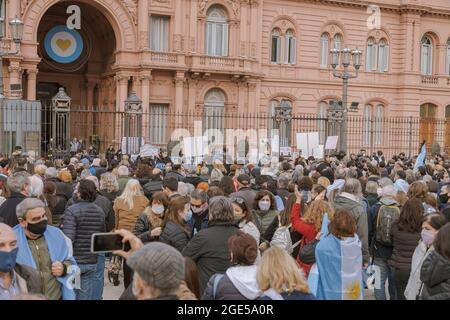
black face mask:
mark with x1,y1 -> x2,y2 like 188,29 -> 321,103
439,194 -> 449,204
27,219 -> 48,235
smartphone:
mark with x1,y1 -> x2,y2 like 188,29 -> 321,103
91,232 -> 124,253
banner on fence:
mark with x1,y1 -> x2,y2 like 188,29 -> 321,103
280,147 -> 291,156
139,144 -> 160,158
296,132 -> 319,158
325,136 -> 339,150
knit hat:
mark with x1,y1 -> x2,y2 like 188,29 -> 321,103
127,242 -> 185,291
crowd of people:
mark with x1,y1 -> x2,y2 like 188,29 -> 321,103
0,145 -> 449,301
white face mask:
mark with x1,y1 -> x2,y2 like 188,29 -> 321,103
152,205 -> 165,215
258,200 -> 271,211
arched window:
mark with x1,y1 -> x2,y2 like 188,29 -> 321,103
446,39 -> 450,75
366,37 -> 376,71
333,34 -> 342,50
285,29 -> 296,64
269,99 -> 292,149
204,88 -> 226,146
374,104 -> 384,145
320,33 -> 329,67
318,102 -> 328,144
421,36 -> 433,75
378,39 -> 389,72
271,29 -> 281,63
205,5 -> 228,56
363,104 -> 373,146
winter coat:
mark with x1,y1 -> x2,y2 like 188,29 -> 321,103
252,209 -> 279,243
62,200 -> 105,264
405,242 -> 433,300
366,194 -> 378,207
14,263 -> 44,295
117,176 -> 131,193
276,188 -> 291,206
94,194 -> 115,232
420,250 -> 450,300
259,290 -> 316,300
166,171 -> 184,182
333,193 -> 370,264
182,222 -> 239,294
184,175 -> 204,188
187,209 -> 209,237
230,188 -> 256,211
202,265 -> 260,300
290,203 -> 317,276
99,190 -> 120,204
388,223 -> 421,271
0,192 -> 26,227
94,167 -> 108,180
132,208 -> 164,243
160,220 -> 191,252
113,195 -> 149,232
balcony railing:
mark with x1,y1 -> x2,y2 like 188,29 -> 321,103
421,75 -> 439,84
149,51 -> 178,63
199,56 -> 236,67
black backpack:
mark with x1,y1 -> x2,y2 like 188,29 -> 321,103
375,204 -> 400,246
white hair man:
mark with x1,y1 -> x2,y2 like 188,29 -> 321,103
0,172 -> 30,227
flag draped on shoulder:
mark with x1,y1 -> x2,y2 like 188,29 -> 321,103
315,234 -> 363,300
414,141 -> 426,170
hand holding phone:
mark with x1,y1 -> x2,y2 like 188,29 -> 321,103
112,229 -> 144,261
91,232 -> 125,253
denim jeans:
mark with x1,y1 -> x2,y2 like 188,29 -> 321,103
373,257 -> 397,300
76,255 -> 105,300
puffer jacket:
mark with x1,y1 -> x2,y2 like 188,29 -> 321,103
251,209 -> 279,242
160,220 -> 190,252
202,265 -> 260,300
333,193 -> 369,264
62,200 -> 105,264
388,223 -> 421,270
420,250 -> 450,300
133,209 -> 164,243
143,180 -> 163,199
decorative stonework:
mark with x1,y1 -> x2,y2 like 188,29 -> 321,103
21,0 -> 32,16
199,0 -> 241,18
121,0 -> 138,25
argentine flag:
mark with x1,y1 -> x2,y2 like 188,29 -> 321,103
414,142 -> 426,170
315,234 -> 363,300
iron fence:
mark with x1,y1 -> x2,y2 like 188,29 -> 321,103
0,101 -> 448,160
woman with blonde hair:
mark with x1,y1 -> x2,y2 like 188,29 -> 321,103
317,176 -> 330,188
257,246 -> 316,300
114,178 -> 149,289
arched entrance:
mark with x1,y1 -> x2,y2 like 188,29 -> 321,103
35,1 -> 118,153
419,103 -> 437,151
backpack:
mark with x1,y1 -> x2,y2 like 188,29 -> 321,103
375,204 -> 400,246
270,223 -> 293,253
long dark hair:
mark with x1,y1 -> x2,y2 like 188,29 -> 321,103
434,222 -> 450,260
184,257 -> 201,299
396,198 -> 424,233
219,176 -> 235,196
163,196 -> 190,232
279,194 -> 296,227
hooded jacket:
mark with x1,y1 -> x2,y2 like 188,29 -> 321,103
333,193 -> 369,264
202,265 -> 260,300
420,250 -> 450,300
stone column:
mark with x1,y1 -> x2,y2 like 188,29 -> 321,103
138,0 -> 149,49
174,71 -> 185,129
26,69 -> 38,100
8,61 -> 22,99
139,71 -> 152,113
174,0 -> 183,52
115,74 -> 130,111
239,1 -> 249,57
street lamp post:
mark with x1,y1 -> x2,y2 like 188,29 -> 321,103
0,16 -> 24,98
329,47 -> 362,153
274,99 -> 292,156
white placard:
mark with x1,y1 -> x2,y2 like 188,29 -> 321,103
271,135 -> 279,155
296,132 -> 319,158
313,145 -> 324,159
280,147 -> 291,156
139,144 -> 160,158
325,136 -> 339,150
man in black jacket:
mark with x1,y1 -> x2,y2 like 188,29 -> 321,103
0,172 -> 30,227
62,179 -> 105,300
143,169 -> 164,199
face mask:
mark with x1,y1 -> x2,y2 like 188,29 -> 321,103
184,210 -> 193,222
0,248 -> 18,273
27,219 -> 48,236
258,200 -> 271,211
439,193 -> 449,204
152,205 -> 165,215
421,229 -> 435,247
191,204 -> 206,214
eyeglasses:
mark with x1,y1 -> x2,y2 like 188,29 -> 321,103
230,197 -> 245,204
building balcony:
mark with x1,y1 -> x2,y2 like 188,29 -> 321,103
140,50 -> 186,69
187,54 -> 259,76
421,75 -> 439,85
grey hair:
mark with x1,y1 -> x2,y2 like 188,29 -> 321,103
346,169 -> 358,179
208,196 -> 234,224
378,177 -> 394,188
365,181 -> 378,195
45,167 -> 57,179
7,172 -> 30,193
335,168 -> 346,180
342,178 -> 362,199
29,175 -> 44,197
191,189 -> 208,204
16,198 -> 45,220
210,168 -> 223,182
118,165 -> 129,176
178,182 -> 188,196
100,172 -> 119,193
278,175 -> 289,189
381,185 -> 397,199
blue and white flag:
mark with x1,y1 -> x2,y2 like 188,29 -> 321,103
414,142 -> 426,170
315,234 -> 363,300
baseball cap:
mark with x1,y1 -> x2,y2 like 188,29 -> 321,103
81,158 -> 89,166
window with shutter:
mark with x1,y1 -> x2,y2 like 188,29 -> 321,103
205,5 -> 228,56
271,29 -> 281,63
378,39 -> 388,72
149,104 -> 168,144
320,33 -> 329,67
446,39 -> 450,75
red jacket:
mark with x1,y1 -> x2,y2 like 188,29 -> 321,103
290,203 -> 317,276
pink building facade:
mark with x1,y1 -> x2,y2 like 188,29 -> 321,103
2,0 -> 450,152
